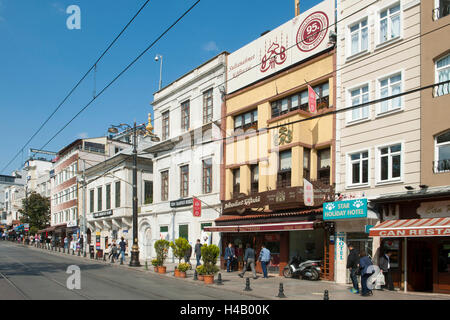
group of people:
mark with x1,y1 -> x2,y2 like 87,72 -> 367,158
224,242 -> 272,279
104,237 -> 128,263
347,244 -> 395,297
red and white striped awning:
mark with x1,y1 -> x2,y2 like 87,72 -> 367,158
369,218 -> 450,238
204,221 -> 314,233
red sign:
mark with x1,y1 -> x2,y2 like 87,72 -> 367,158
296,11 -> 329,52
308,85 -> 317,113
193,197 -> 201,217
370,227 -> 450,238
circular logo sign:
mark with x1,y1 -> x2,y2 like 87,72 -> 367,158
296,11 -> 329,52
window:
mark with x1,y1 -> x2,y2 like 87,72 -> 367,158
162,111 -> 170,140
434,0 -> 450,20
180,165 -> 189,198
250,164 -> 259,194
97,187 -> 102,212
181,100 -> 190,131
278,150 -> 292,188
203,89 -> 213,124
179,224 -> 189,241
379,3 -> 401,44
234,109 -> 258,131
90,189 -> 94,213
318,148 -> 331,182
349,151 -> 369,186
232,168 -> 240,196
435,131 -> 450,173
84,142 -> 105,154
106,184 -> 111,210
202,159 -> 212,194
378,144 -> 402,182
349,18 -> 368,56
115,181 -> 121,208
349,85 -> 369,122
435,54 -> 450,97
161,170 -> 169,201
144,181 -> 153,204
303,148 -> 311,180
379,73 -> 402,114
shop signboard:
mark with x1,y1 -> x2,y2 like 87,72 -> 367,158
365,225 -> 374,234
227,0 -> 334,93
336,232 -> 345,261
323,199 -> 368,220
170,198 -> 193,208
193,197 -> 201,217
93,210 -> 113,218
24,223 -> 29,232
95,231 -> 100,250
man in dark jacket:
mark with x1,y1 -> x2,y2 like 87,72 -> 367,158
359,250 -> 373,297
184,243 -> 193,266
347,244 -> 360,294
224,243 -> 236,272
194,239 -> 202,266
239,243 -> 257,279
379,251 -> 394,291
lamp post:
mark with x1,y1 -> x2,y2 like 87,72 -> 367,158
108,122 -> 159,267
154,54 -> 163,90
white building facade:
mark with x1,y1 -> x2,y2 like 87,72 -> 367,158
139,52 -> 228,261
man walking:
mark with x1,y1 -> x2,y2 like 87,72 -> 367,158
239,243 -> 257,279
359,250 -> 373,297
347,244 -> 360,294
258,244 -> 271,279
224,243 -> 236,272
379,250 -> 394,291
184,243 -> 192,266
194,239 -> 202,267
119,237 -> 127,264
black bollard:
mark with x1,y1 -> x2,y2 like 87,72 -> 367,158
244,277 -> 252,291
103,253 -> 106,261
78,250 -> 80,256
193,270 -> 198,281
63,247 -> 65,254
324,290 -> 329,300
84,250 -> 87,258
277,283 -> 287,298
72,249 -> 75,255
216,273 -> 223,285
58,247 -> 61,253
120,258 -> 123,265
145,261 -> 148,270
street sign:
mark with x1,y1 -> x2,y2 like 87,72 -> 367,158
193,197 -> 201,217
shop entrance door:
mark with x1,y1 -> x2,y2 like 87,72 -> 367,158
407,239 -> 433,292
347,236 -> 373,284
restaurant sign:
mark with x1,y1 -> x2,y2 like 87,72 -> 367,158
323,199 -> 368,220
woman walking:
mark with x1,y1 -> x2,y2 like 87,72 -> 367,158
359,250 -> 373,297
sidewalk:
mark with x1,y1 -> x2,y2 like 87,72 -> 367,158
19,243 -> 450,300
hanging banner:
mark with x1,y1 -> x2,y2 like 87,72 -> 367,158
193,197 -> 202,217
227,0 -> 334,93
303,179 -> 314,206
308,85 -> 317,113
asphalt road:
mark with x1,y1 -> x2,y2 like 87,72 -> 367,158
0,241 -> 255,300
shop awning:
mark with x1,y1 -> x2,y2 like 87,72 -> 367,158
204,221 -> 314,233
369,218 -> 450,238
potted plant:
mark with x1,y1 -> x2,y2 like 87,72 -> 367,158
151,258 -> 159,272
201,244 -> 220,284
177,262 -> 190,278
170,238 -> 190,277
196,265 -> 206,281
154,239 -> 170,273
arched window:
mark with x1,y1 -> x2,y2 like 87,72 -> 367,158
435,130 -> 450,172
435,54 -> 450,97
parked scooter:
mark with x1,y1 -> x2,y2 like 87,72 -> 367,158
283,255 -> 321,280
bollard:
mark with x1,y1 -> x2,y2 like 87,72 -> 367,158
72,249 -> 75,255
216,273 -> 223,285
277,283 -> 287,298
58,247 -> 61,253
244,277 -> 252,291
84,250 -> 87,258
111,256 -> 114,263
103,253 -> 106,261
193,270 -> 198,281
63,247 -> 65,254
324,290 -> 329,300
120,259 -> 123,265
145,261 -> 148,270
78,250 -> 80,256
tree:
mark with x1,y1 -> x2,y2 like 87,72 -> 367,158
19,192 -> 50,232
170,237 -> 190,263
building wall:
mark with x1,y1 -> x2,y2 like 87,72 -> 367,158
420,0 -> 450,186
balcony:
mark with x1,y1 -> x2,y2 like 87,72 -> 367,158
433,4 -> 450,21
434,159 -> 450,173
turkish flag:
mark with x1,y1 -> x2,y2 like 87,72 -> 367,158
308,85 -> 317,113
193,197 -> 201,217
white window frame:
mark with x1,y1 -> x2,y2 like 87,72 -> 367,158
434,130 -> 450,173
376,70 -> 404,116
375,141 -> 404,185
347,17 -> 369,58
376,1 -> 402,47
346,149 -> 371,188
346,82 -> 371,124
435,53 -> 450,97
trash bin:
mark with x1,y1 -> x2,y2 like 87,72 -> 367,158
89,245 -> 95,259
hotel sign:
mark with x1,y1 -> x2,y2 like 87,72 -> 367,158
170,198 -> 194,208
227,0 -> 334,93
323,199 -> 368,220
93,210 -> 113,218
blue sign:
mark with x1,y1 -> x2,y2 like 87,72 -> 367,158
323,198 -> 368,220
365,225 -> 374,233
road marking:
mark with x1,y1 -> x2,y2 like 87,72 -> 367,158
0,271 -> 31,300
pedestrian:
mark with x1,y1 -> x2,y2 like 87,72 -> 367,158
79,235 -> 84,254
64,236 -> 68,250
224,243 -> 236,272
379,250 -> 394,291
359,250 -> 373,297
258,244 -> 271,279
184,243 -> 193,266
119,237 -> 127,263
347,244 -> 360,294
194,239 -> 202,267
239,243 -> 257,279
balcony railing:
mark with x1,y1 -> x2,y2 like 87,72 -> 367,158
434,159 -> 450,173
433,5 -> 450,21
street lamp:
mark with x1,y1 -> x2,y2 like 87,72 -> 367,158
154,54 -> 163,91
108,122 -> 159,267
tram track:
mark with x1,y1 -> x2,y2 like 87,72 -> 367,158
0,271 -> 31,300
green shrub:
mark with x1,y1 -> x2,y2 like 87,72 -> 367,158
154,239 -> 170,266
201,244 -> 220,275
151,258 -> 160,267
169,238 -> 191,264
177,262 -> 191,272
196,265 -> 206,275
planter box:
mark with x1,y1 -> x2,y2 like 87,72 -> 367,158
204,274 -> 214,284
158,266 -> 167,274
174,269 -> 180,277
153,266 -> 158,272
179,271 -> 186,278
198,274 -> 204,281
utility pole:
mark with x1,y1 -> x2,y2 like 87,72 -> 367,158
82,159 -> 87,256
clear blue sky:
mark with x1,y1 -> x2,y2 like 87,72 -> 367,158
0,0 -> 320,174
